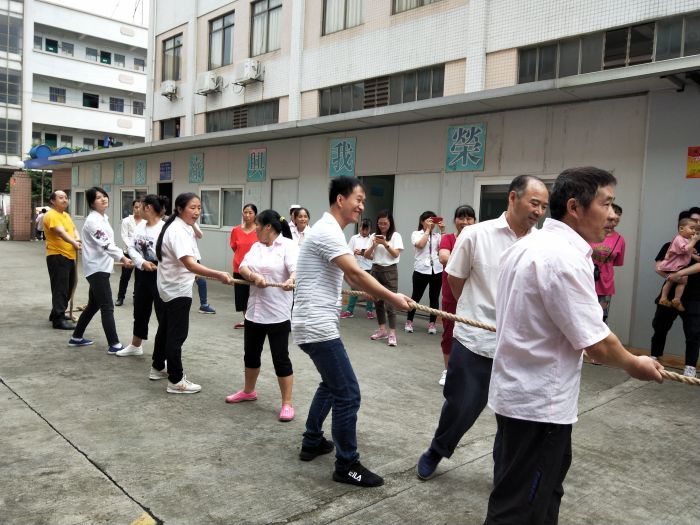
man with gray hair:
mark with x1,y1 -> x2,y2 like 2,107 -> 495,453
416,175 -> 549,480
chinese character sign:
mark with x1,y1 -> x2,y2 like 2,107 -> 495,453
135,160 -> 147,185
113,161 -> 124,185
189,153 -> 204,183
329,138 -> 356,178
247,148 -> 267,182
687,147 -> 700,179
445,124 -> 486,172
160,162 -> 172,182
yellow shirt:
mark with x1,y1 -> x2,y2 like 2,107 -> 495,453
44,208 -> 77,260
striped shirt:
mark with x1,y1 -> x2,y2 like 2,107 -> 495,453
292,212 -> 352,344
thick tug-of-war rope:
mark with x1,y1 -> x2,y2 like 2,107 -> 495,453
214,276 -> 699,387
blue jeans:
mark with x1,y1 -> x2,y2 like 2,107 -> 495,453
299,338 -> 361,469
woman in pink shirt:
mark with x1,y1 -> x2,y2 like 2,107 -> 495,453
229,203 -> 258,328
590,203 -> 625,323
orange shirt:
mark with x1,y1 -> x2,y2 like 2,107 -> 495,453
229,225 -> 257,273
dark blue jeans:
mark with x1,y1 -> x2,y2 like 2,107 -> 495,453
299,338 -> 361,470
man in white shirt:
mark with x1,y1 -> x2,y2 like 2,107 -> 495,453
293,177 -> 410,488
416,175 -> 549,480
116,200 -> 142,306
484,167 -> 663,524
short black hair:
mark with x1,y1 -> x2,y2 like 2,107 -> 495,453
86,187 -> 109,210
678,210 -> 692,221
454,205 -> 475,220
549,167 -> 617,221
689,206 -> 700,216
417,210 -> 436,231
360,218 -> 372,230
329,176 -> 363,206
243,203 -> 258,214
508,175 -> 545,198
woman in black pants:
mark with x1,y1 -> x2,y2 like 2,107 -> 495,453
405,210 -> 446,335
115,195 -> 168,357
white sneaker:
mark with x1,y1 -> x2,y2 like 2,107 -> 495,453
149,367 -> 168,381
438,369 -> 447,386
683,366 -> 697,378
404,321 -> 414,333
427,322 -> 437,335
167,375 -> 201,394
116,344 -> 143,357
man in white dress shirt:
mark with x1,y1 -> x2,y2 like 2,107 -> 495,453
484,167 -> 663,524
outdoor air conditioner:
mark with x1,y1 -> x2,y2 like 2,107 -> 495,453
160,80 -> 177,99
234,59 -> 263,86
195,72 -> 222,95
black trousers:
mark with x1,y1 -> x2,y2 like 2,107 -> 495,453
233,272 -> 250,312
243,319 -> 293,377
132,270 -> 163,341
650,297 -> 700,367
406,270 -> 442,323
73,272 -> 119,346
117,254 -> 137,301
46,254 -> 76,323
485,415 -> 572,525
153,296 -> 191,384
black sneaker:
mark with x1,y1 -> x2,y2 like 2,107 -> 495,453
299,438 -> 334,461
115,298 -> 124,306
333,461 -> 384,487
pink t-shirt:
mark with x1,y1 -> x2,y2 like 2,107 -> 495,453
440,233 -> 458,305
590,232 -> 625,296
658,234 -> 692,272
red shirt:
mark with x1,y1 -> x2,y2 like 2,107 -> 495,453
590,231 -> 625,296
229,226 -> 257,273
440,233 -> 458,305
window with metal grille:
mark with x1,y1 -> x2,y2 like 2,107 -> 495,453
61,42 -> 73,56
134,58 -> 145,71
114,54 -> 125,67
133,100 -> 145,115
49,87 -> 66,103
0,68 -> 21,105
0,118 -> 21,155
160,118 -> 181,139
109,97 -> 124,112
86,47 -> 98,61
206,99 -> 279,132
0,15 -> 22,54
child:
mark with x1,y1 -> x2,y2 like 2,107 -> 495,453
658,218 -> 699,311
340,218 -> 375,319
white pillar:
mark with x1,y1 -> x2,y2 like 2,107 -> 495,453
465,0 -> 487,93
287,0 -> 305,121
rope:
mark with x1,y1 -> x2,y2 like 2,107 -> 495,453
660,370 -> 700,386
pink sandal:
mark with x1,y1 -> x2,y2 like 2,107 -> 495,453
225,390 -> 257,403
279,404 -> 295,422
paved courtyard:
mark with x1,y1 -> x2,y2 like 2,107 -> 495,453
0,241 -> 698,525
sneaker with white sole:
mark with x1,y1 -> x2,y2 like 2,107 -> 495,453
167,375 -> 201,394
149,366 -> 168,380
404,320 -> 414,333
68,337 -> 94,347
116,344 -> 143,357
199,304 -> 216,314
438,369 -> 447,386
427,322 -> 437,335
683,365 -> 697,378
107,344 -> 125,355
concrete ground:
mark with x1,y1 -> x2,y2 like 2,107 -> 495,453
0,240 -> 698,525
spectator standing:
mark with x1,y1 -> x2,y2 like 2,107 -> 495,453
115,200 -> 143,306
229,203 -> 258,328
590,203 -> 625,322
291,207 -> 311,246
44,191 -> 81,330
657,218 -> 698,311
341,218 -> 375,319
193,222 -> 216,314
35,208 -> 47,240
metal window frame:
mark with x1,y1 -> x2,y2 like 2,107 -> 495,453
209,11 -> 235,70
162,33 -> 183,80
250,0 -> 282,56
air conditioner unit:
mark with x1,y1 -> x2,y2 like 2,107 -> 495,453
234,59 -> 263,86
160,80 -> 177,99
195,72 -> 222,95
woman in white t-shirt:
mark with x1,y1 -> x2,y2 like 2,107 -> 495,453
153,193 -> 233,394
115,194 -> 168,357
225,209 -> 298,421
341,218 -> 375,319
405,210 -> 446,335
364,210 -> 404,347
291,206 -> 311,246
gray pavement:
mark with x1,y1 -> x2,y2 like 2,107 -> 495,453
0,240 -> 698,525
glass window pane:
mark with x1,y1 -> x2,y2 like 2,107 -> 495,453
416,68 -> 431,100
341,84 -> 352,112
684,15 -> 700,56
121,191 -> 135,218
656,18 -> 682,60
538,45 -> 557,80
580,33 -> 603,73
402,71 -> 416,103
558,39 -> 580,77
268,6 -> 281,51
604,28 -> 628,69
330,86 -> 341,114
210,30 -> 222,69
200,190 -> 220,226
213,18 -> 222,31
431,66 -> 444,97
325,0 -> 344,34
628,23 -> 654,65
320,88 -> 330,116
352,82 -> 364,110
75,192 -> 86,217
518,48 -> 537,83
389,74 -> 402,104
223,189 -> 243,227
223,26 -> 233,66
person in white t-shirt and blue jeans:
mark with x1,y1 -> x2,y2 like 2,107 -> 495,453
153,193 -> 233,394
341,218 -> 375,319
293,177 -> 411,488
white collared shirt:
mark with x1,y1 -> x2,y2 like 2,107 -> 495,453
80,210 -> 124,277
411,230 -> 443,274
127,220 -> 164,270
488,219 -> 611,425
446,213 -> 524,358
157,217 -> 201,302
292,212 -> 352,344
292,224 -> 311,246
348,233 -> 373,271
241,236 -> 298,324
368,232 -> 403,266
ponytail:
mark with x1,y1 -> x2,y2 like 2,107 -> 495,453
257,209 -> 293,239
156,192 -> 198,261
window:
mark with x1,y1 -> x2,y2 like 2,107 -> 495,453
109,97 -> 124,112
45,38 -> 58,53
603,24 -> 654,69
656,18 -> 682,61
134,57 -> 145,71
222,188 -> 243,227
73,190 -> 86,217
83,93 -> 99,109
114,53 -> 125,67
580,33 -> 603,73
393,0 -> 440,15
83,138 -> 95,150
160,118 -> 180,138
0,15 -> 23,54
324,0 -> 362,35
319,65 -> 444,116
60,135 -> 73,147
518,48 -> 537,83
86,47 -> 98,61
251,0 -> 282,56
44,133 -> 57,148
0,68 -> 21,105
684,15 -> 700,57
32,131 -> 41,143
49,87 -> 66,103
557,39 -> 580,77
162,34 -> 182,80
199,187 -> 244,227
121,189 -> 148,218
206,99 -> 279,132
34,35 -> 42,50
200,189 -> 221,226
61,42 -> 74,56
133,100 -> 145,115
100,51 -> 111,65
209,12 -> 235,69
0,119 -> 20,156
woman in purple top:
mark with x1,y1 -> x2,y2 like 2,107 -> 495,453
590,203 -> 625,323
